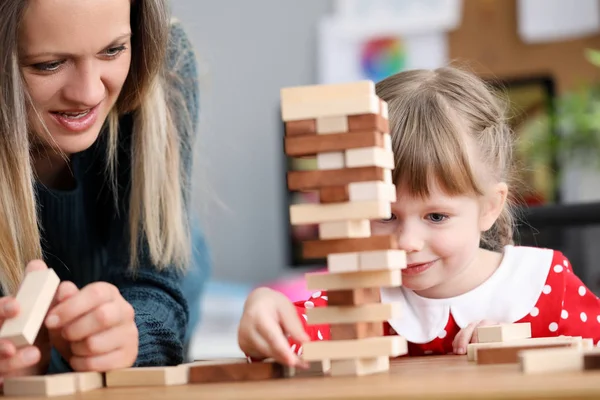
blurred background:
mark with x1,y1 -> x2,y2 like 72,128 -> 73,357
172,0 -> 600,360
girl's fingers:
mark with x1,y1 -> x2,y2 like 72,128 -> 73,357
255,315 -> 304,367
453,322 -> 477,355
0,346 -> 40,374
278,304 -> 310,344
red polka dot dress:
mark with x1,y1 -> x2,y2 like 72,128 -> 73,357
288,245 -> 600,357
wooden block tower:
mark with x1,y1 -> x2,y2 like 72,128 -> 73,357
281,81 -> 408,376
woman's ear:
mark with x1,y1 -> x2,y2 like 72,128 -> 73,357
479,182 -> 508,231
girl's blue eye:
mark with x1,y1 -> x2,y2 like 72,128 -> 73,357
427,213 -> 448,223
381,213 -> 396,222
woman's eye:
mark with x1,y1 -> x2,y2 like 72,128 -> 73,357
104,45 -> 127,57
33,60 -> 64,72
427,213 -> 448,223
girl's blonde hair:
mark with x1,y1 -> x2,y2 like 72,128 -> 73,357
0,0 -> 191,294
375,66 -> 517,251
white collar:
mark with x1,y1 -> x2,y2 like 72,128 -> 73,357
380,245 -> 554,343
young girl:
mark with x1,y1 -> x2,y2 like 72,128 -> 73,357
0,0 -> 203,376
238,66 -> 600,368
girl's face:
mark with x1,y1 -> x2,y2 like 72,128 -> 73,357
372,179 -> 506,299
19,0 -> 132,155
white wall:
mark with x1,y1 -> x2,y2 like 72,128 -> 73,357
172,0 -> 333,284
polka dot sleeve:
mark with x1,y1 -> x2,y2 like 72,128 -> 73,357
530,251 -> 600,345
289,291 -> 331,355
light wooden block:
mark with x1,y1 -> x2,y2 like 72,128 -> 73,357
282,95 -> 380,121
380,99 -> 389,119
287,166 -> 388,191
73,372 -> 104,392
4,374 -> 76,397
0,269 -> 60,347
306,269 -> 401,291
477,343 -> 573,365
317,152 -> 345,170
384,169 -> 392,184
290,201 -> 390,225
306,302 -> 401,325
105,366 -> 188,387
383,133 -> 392,151
519,347 -> 584,374
330,356 -> 389,376
348,181 -> 396,202
359,250 -> 406,270
302,336 -> 407,361
345,147 -> 395,169
316,115 -> 349,134
284,360 -> 331,378
477,323 -> 531,343
467,336 -> 583,361
327,252 -> 359,273
281,81 -> 374,106
318,220 -> 371,240
303,235 -> 397,259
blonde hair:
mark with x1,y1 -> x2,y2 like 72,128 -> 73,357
375,66 -> 517,251
0,0 -> 192,294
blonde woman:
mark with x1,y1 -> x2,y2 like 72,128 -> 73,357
0,0 -> 201,376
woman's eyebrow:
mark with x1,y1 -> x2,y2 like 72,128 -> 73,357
21,32 -> 132,60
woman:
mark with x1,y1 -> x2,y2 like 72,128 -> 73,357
0,0 -> 203,376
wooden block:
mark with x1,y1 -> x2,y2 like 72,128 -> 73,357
359,250 -> 406,270
384,169 -> 393,184
306,302 -> 401,324
318,220 -> 371,239
317,152 -> 345,170
189,361 -> 284,383
467,336 -> 583,361
477,343 -> 573,365
316,115 -> 348,134
73,372 -> 104,392
0,269 -> 60,347
290,201 -> 390,225
380,99 -> 389,119
303,235 -> 397,259
330,322 -> 383,340
105,366 -> 188,387
284,131 -> 384,157
284,360 -> 330,378
4,374 -> 76,397
327,252 -> 359,273
477,323 -> 532,343
345,147 -> 395,169
330,356 -> 389,376
287,166 -> 387,191
306,269 -> 401,291
302,336 -> 407,361
328,288 -> 381,306
281,95 -> 380,121
583,348 -> 600,369
285,119 -> 316,136
348,181 -> 396,202
281,81 -> 374,105
347,114 -> 389,133
319,186 -> 350,204
383,133 -> 392,151
519,347 -> 584,374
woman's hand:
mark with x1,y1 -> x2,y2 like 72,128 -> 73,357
45,281 -> 138,371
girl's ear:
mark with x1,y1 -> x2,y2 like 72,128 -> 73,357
479,182 -> 508,232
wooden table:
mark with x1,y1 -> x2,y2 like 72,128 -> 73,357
5,356 -> 600,399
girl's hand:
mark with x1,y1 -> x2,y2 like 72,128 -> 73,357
45,282 -> 138,371
0,260 -> 53,380
452,320 -> 498,355
238,287 -> 310,367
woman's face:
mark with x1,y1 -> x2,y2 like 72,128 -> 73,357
19,0 -> 132,155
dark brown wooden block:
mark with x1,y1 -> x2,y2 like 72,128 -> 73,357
477,343 -> 571,365
328,288 -> 381,306
347,114 -> 389,133
584,352 -> 600,370
319,186 -> 349,203
330,322 -> 383,341
287,166 -> 386,191
284,131 -> 384,157
285,119 -> 316,136
302,235 -> 397,259
189,361 -> 284,383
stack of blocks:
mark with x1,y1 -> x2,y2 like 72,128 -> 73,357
281,80 -> 409,376
468,322 -> 600,374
